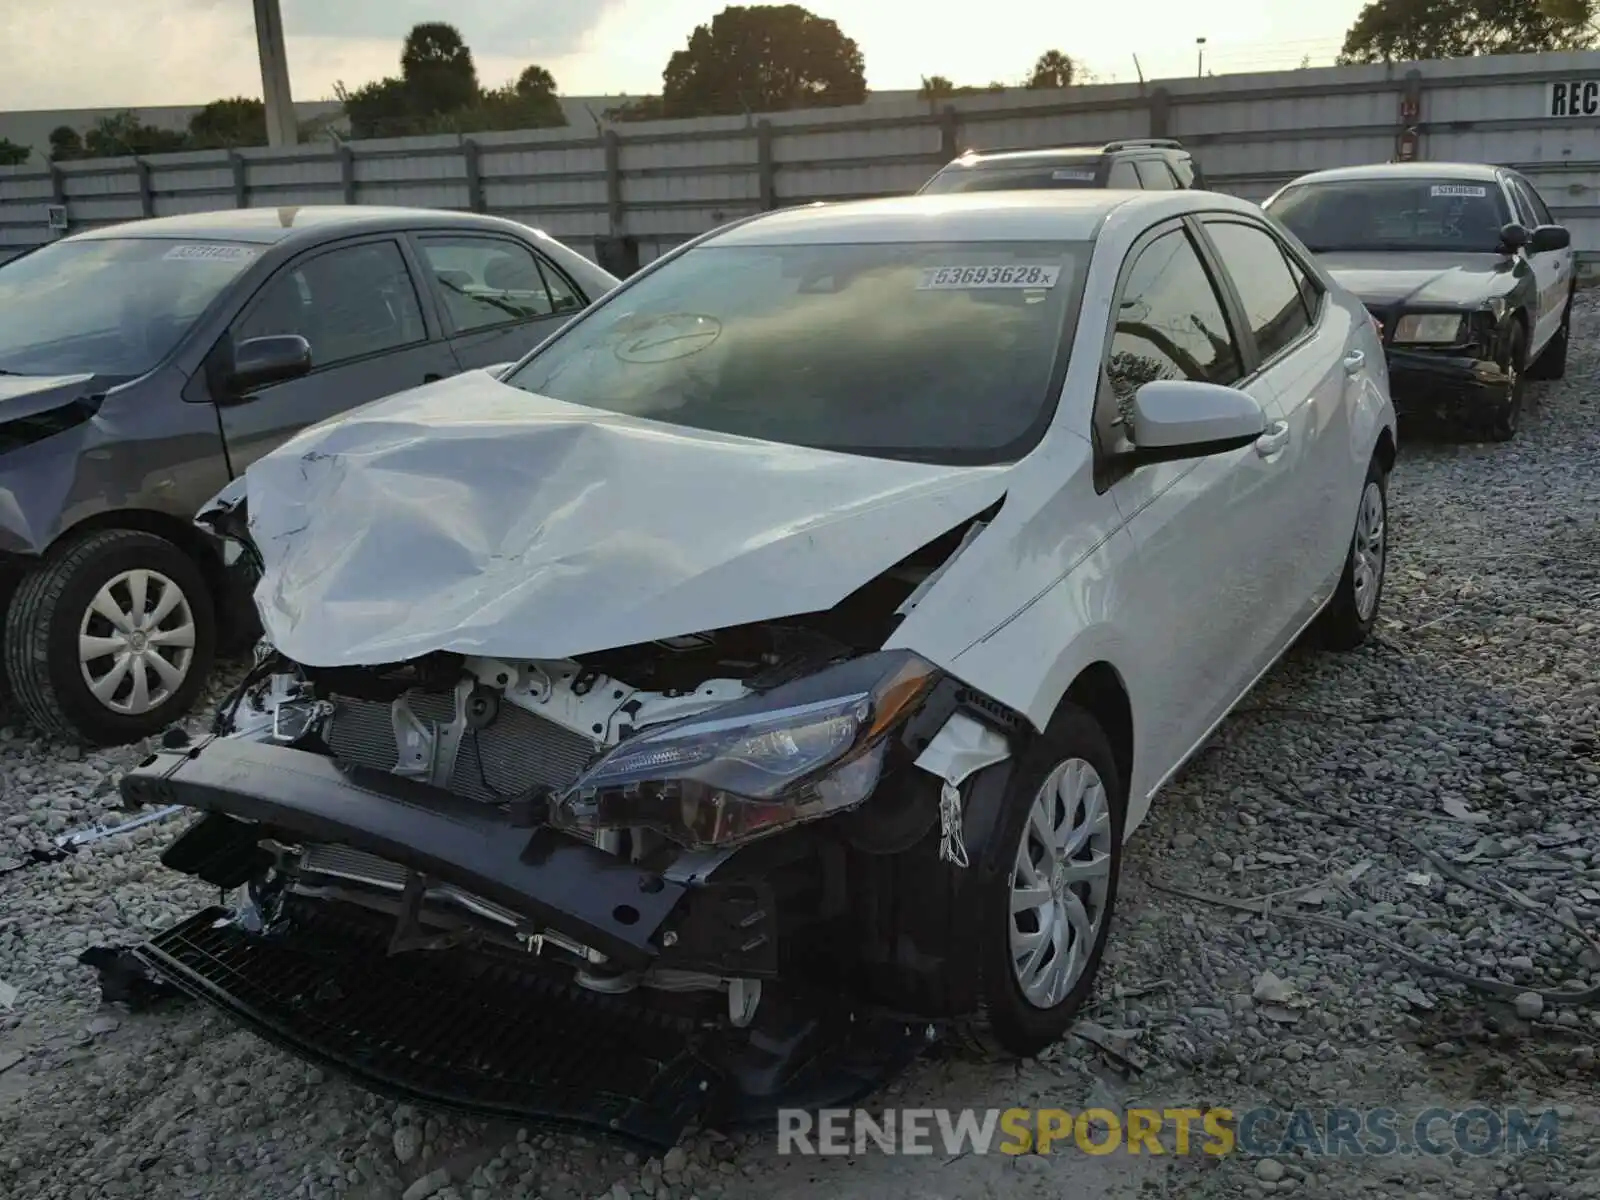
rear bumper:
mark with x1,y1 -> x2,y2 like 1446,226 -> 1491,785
120,737 -> 774,974
1386,348 -> 1511,417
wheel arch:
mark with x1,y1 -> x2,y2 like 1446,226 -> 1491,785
1061,661 -> 1134,805
49,507 -> 225,590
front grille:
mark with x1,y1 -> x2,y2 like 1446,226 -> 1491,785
326,690 -> 598,803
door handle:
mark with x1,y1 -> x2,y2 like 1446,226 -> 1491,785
1255,420 -> 1290,457
1342,349 -> 1365,374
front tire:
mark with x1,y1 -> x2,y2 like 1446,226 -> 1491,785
1485,323 -> 1526,442
1316,455 -> 1388,651
3,529 -> 216,746
971,703 -> 1125,1057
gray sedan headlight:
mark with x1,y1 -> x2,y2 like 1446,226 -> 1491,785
553,650 -> 940,849
1393,313 -> 1466,344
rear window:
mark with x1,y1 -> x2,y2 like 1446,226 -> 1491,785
920,161 -> 1103,194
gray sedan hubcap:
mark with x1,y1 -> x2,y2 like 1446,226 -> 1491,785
1351,481 -> 1385,623
1009,757 -> 1114,1009
77,568 -> 196,715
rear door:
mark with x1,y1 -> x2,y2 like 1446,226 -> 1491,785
1506,174 -> 1573,356
412,232 -> 588,371
1093,220 -> 1292,769
1197,215 -> 1356,640
1133,158 -> 1180,191
214,235 -> 458,474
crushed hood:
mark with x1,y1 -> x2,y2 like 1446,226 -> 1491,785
246,372 -> 1010,667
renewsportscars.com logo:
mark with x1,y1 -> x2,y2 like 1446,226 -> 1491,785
777,1106 -> 1564,1158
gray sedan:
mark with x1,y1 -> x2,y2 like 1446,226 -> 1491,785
0,205 -> 617,745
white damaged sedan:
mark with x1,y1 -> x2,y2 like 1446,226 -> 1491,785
124,189 -> 1395,1140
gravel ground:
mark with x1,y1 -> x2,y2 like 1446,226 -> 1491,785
2,299 -> 1598,1200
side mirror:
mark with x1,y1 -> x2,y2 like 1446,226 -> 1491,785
1498,222 -> 1530,253
228,334 -> 312,396
1124,379 -> 1267,463
1529,223 -> 1571,253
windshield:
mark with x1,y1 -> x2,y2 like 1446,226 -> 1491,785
920,162 -> 1102,194
1266,179 -> 1511,254
503,239 -> 1088,465
0,238 -> 260,377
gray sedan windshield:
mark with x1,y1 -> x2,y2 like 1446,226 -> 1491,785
0,238 -> 260,377
504,239 -> 1088,465
1267,179 -> 1511,254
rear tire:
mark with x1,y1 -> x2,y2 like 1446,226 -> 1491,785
3,529 -> 216,746
965,703 -> 1125,1057
1316,454 -> 1388,652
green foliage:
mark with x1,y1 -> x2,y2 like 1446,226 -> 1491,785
1026,50 -> 1077,89
48,126 -> 83,161
605,95 -> 668,123
81,111 -> 188,158
0,138 -> 31,166
187,97 -> 268,149
1338,0 -> 1597,63
660,4 -> 868,118
401,21 -> 480,116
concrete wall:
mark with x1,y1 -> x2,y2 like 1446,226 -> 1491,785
4,53 -> 1599,267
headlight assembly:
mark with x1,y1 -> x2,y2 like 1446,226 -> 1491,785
554,650 -> 940,849
1393,313 -> 1466,344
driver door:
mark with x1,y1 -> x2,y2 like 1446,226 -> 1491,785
1505,174 -> 1573,356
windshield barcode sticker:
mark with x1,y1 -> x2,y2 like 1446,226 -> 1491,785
918,265 -> 1061,290
162,243 -> 259,263
1430,185 -> 1487,198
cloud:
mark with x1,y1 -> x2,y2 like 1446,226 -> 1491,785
0,0 -> 627,109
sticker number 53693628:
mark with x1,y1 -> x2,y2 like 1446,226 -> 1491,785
918,264 -> 1062,290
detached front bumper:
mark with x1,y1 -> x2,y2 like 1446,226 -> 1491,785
1385,348 -> 1512,419
120,737 -> 775,975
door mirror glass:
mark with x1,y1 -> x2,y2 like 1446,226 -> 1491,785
1529,224 -> 1571,253
1129,379 -> 1267,457
1499,222 -> 1530,253
230,334 -> 312,393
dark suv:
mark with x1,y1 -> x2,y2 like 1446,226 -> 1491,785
919,138 -> 1205,194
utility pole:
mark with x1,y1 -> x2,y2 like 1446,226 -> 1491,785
1196,37 -> 1207,79
253,0 -> 298,147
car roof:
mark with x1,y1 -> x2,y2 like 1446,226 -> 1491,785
707,191 -> 1258,246
1283,162 -> 1504,187
66,205 -> 539,247
952,148 -> 1105,167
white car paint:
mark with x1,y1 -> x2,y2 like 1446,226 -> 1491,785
240,188 -> 1395,840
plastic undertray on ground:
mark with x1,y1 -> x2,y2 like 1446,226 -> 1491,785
134,904 -> 925,1151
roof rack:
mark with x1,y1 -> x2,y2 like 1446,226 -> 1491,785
955,137 -> 1184,158
1101,138 -> 1184,151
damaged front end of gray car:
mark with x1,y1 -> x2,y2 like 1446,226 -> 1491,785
121,490 -> 1028,1149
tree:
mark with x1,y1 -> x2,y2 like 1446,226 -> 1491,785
1338,0 -> 1597,63
49,126 -> 84,161
515,65 -> 557,99
605,95 -> 668,122
187,97 -> 267,149
401,21 -> 479,116
1026,50 -> 1077,89
337,76 -> 419,139
919,75 -> 956,100
0,138 -> 31,166
660,4 -> 868,118
82,111 -> 188,158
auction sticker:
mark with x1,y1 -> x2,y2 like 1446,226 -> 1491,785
1430,185 -> 1487,198
918,264 -> 1061,290
1052,169 -> 1097,181
162,243 -> 260,263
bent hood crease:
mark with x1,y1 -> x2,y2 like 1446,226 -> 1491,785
246,373 -> 1011,667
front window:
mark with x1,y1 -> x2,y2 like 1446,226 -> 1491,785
920,162 -> 1102,194
1266,178 -> 1511,254
0,238 -> 259,377
504,239 -> 1088,465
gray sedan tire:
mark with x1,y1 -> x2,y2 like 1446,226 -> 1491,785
3,529 -> 216,746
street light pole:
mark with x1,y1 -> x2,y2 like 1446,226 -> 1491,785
253,0 -> 299,147
1196,37 -> 1207,79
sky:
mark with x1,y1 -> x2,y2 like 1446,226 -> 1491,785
0,0 -> 1375,112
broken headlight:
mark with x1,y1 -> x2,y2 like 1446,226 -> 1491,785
555,650 -> 940,848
